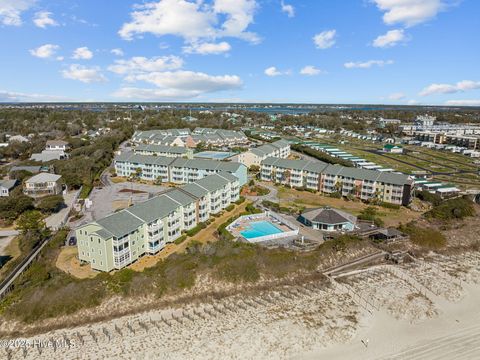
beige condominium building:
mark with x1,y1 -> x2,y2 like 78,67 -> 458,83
237,139 -> 291,168
261,157 -> 414,206
76,172 -> 240,272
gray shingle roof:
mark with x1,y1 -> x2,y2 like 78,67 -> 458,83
25,172 -> 62,183
125,196 -> 180,224
301,207 -> 357,225
180,183 -> 210,198
134,144 -> 190,155
162,188 -> 197,206
192,174 -> 229,192
0,179 -> 17,190
262,158 -> 412,186
115,152 -> 175,166
96,210 -> 145,238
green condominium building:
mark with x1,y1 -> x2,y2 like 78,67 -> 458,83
76,172 -> 240,272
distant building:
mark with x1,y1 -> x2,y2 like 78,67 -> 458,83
383,144 -> 404,154
131,128 -> 248,148
45,140 -> 70,151
0,179 -> 18,197
378,118 -> 401,128
299,207 -> 357,232
114,153 -> 247,185
30,150 -> 68,162
8,135 -> 29,143
414,115 -> 436,127
24,173 -> 63,197
237,140 -> 290,168
133,144 -> 193,159
261,157 -> 414,206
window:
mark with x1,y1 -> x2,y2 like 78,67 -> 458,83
93,259 -> 96,264
98,239 -> 100,244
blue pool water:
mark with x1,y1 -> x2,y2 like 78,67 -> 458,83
241,221 -> 283,239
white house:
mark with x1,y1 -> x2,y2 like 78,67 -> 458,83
0,179 -> 18,197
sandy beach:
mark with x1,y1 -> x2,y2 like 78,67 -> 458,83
2,251 -> 480,360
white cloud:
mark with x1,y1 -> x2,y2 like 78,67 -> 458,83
373,29 -> 406,48
372,0 -> 445,27
313,29 -> 336,49
445,99 -> 480,107
113,70 -> 242,100
388,92 -> 406,100
0,0 -> 35,26
127,70 -> 241,90
111,48 -> 124,57
264,66 -> 290,77
33,11 -> 58,28
281,1 -> 295,18
29,44 -> 60,59
407,99 -> 419,105
72,47 -> 94,60
420,80 -> 480,96
300,65 -> 323,76
119,0 -> 259,47
183,41 -> 231,55
62,64 -> 107,83
344,60 -> 394,69
0,90 -> 68,102
108,55 -> 183,75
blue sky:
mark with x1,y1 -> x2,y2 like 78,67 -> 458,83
0,0 -> 479,104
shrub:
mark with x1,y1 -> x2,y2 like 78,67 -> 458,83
174,235 -> 187,245
416,190 -> 442,206
358,206 -> 384,227
378,202 -> 401,210
401,223 -> 446,249
426,197 -> 475,221
185,223 -> 207,237
225,204 -> 235,212
234,196 -> 246,205
36,195 -> 65,214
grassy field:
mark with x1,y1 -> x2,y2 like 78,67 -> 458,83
276,186 -> 422,227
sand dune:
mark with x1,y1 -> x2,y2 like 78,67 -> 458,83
3,252 -> 480,360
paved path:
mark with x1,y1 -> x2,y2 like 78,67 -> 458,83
0,236 -> 15,256
45,190 -> 79,230
0,230 -> 19,237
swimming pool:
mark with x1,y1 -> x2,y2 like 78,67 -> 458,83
240,221 -> 284,239
194,151 -> 236,160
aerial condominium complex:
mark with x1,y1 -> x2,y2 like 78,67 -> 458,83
132,144 -> 194,159
237,139 -> 291,168
261,157 -> 414,206
114,152 -> 248,185
76,172 -> 240,272
131,128 -> 248,148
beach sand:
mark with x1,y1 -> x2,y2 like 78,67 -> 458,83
3,251 -> 480,360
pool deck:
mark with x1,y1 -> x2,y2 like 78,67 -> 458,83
227,212 -> 299,243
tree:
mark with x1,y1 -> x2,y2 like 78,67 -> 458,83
134,167 -> 142,179
16,210 -> 46,236
36,195 -> 65,214
249,165 -> 260,173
